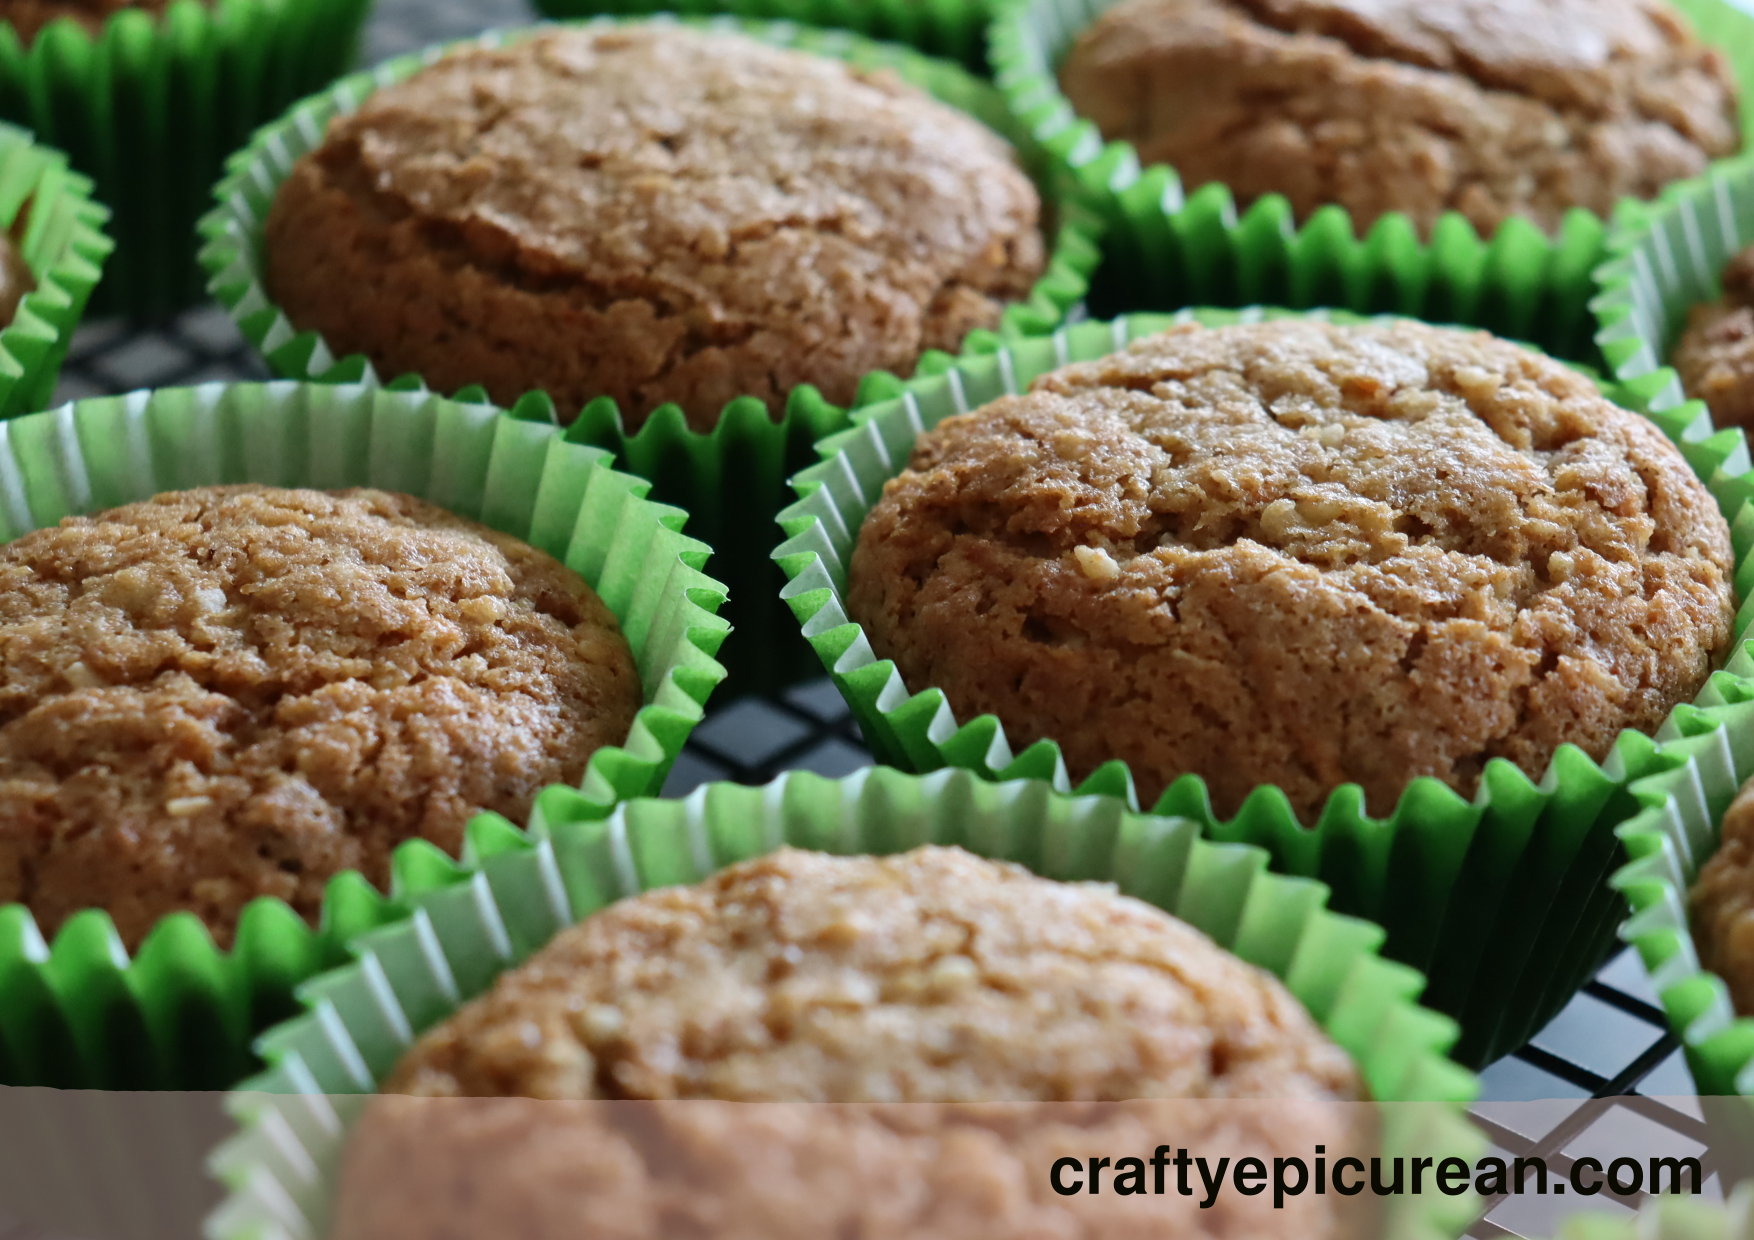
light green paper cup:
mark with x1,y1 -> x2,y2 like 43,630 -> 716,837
0,379 -> 730,1091
196,14 -> 1102,697
1592,152 -> 1754,416
204,765 -> 1484,1240
531,0 -> 992,71
1590,148 -> 1754,1107
773,307 -> 1754,1068
0,0 -> 373,318
991,0 -> 1754,362
0,120 -> 110,419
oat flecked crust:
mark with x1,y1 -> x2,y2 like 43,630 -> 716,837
0,485 -> 642,948
848,319 -> 1736,820
1674,243 -> 1754,433
333,847 -> 1370,1240
1058,0 -> 1741,240
265,24 -> 1046,431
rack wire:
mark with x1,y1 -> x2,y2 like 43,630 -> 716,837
4,0 -> 1722,1234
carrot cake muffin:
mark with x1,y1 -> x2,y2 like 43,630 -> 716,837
1058,0 -> 1741,239
1673,241 -> 1754,433
333,846 -> 1369,1240
264,23 -> 1046,431
1,0 -> 180,42
1690,776 -> 1754,1015
0,485 -> 642,949
848,318 -> 1736,819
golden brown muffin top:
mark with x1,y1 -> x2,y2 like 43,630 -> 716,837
1059,0 -> 1740,237
388,846 -> 1361,1103
848,319 -> 1735,818
0,485 -> 642,948
270,24 -> 1043,424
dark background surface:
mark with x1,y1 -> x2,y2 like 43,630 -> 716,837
2,0 -> 1727,1235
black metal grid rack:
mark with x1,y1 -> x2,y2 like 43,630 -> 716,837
4,0 -> 1727,1235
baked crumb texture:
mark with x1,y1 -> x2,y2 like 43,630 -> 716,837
0,0 -> 177,41
1693,777 -> 1754,1015
266,24 -> 1045,431
1059,0 -> 1740,240
848,319 -> 1736,820
0,485 -> 642,949
1674,242 -> 1754,432
337,846 -> 1367,1240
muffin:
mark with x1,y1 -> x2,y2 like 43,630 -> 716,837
847,318 -> 1736,820
333,846 -> 1370,1240
0,485 -> 643,949
263,23 -> 1046,431
1673,241 -> 1754,432
1691,776 -> 1754,1014
1057,0 -> 1741,240
0,0 -> 178,43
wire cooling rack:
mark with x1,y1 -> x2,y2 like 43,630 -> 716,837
0,0 -> 1724,1236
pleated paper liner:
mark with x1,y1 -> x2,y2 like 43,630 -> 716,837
989,0 -> 1754,363
0,380 -> 731,1091
1592,152 -> 1754,420
772,307 -> 1754,1069
529,0 -> 992,71
1612,395 -> 1754,1115
0,0 -> 373,319
196,15 -> 1101,698
202,765 -> 1483,1240
0,121 -> 109,420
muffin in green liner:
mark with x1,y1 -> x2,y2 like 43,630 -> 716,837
196,15 -> 1100,698
0,0 -> 372,319
1593,152 -> 1754,418
0,120 -> 108,419
203,765 -> 1483,1240
990,0 -> 1754,363
773,307 -> 1754,1068
0,379 -> 730,1091
530,0 -> 991,71
1591,156 -> 1754,1101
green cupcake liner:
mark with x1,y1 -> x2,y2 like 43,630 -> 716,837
773,307 -> 1754,1069
196,14 -> 1102,698
531,0 -> 992,71
204,764 -> 1484,1240
0,0 -> 373,319
0,120 -> 110,419
1590,150 -> 1754,1108
0,379 -> 730,1091
990,0 -> 1754,363
1593,152 -> 1754,414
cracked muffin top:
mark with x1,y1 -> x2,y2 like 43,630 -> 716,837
0,0 -> 182,41
1058,0 -> 1740,239
847,319 -> 1736,820
265,23 -> 1046,430
344,846 -> 1368,1240
386,845 -> 1361,1102
0,485 -> 641,949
